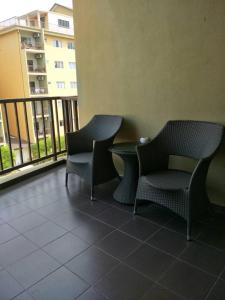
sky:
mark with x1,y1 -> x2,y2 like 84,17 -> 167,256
0,0 -> 73,22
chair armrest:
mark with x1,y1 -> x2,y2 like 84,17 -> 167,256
66,130 -> 93,155
136,140 -> 168,176
188,158 -> 211,192
93,137 -> 114,159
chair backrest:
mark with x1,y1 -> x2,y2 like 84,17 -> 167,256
84,115 -> 123,141
155,120 -> 224,159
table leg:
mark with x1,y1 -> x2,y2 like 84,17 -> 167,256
113,156 -> 139,204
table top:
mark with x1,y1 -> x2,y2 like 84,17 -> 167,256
109,142 -> 138,155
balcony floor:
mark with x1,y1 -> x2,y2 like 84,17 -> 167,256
0,165 -> 225,300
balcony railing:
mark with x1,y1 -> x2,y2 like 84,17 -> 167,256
0,96 -> 78,175
21,42 -> 43,50
28,67 -> 46,73
0,18 -> 74,36
30,88 -> 48,95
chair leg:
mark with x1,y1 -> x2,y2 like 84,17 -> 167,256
133,198 -> 138,215
187,218 -> 191,241
91,185 -> 96,201
65,172 -> 68,187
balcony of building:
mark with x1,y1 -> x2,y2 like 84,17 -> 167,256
27,53 -> 46,74
1,1 -> 225,300
21,32 -> 44,51
0,11 -> 74,36
29,76 -> 48,96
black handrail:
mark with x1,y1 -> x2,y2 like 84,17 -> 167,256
0,96 -> 78,175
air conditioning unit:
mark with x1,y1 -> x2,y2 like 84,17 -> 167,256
37,75 -> 45,81
33,32 -> 41,39
35,53 -> 43,59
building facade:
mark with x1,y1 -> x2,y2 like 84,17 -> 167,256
0,4 -> 76,143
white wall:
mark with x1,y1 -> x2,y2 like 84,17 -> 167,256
47,12 -> 74,35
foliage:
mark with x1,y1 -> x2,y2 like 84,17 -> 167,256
31,136 -> 65,159
0,144 -> 15,169
0,136 -> 65,171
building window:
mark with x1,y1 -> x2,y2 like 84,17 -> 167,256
70,81 -> 77,89
21,36 -> 32,44
59,120 -> 64,126
52,40 -> 62,47
58,19 -> 70,28
56,81 -> 65,88
27,60 -> 34,72
69,62 -> 76,69
54,61 -> 64,68
67,42 -> 75,49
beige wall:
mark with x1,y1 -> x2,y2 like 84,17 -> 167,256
0,30 -> 26,98
74,0 -> 225,206
45,34 -> 77,97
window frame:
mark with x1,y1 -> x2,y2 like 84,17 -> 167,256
52,39 -> 62,48
54,61 -> 64,69
56,81 -> 65,89
58,19 -> 70,29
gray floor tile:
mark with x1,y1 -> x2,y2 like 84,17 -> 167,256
197,225 -> 225,251
23,193 -> 62,209
0,203 -> 32,221
7,249 -> 60,288
50,210 -> 92,231
36,201 -> 71,219
0,195 -> 24,210
206,280 -> 225,300
165,217 -> 201,238
140,284 -> 183,300
0,270 -> 24,300
125,244 -> 175,281
24,221 -> 67,247
119,217 -> 160,241
72,218 -> 114,244
28,267 -> 89,300
13,291 -> 34,300
137,204 -> 174,225
95,264 -> 153,300
0,236 -> 37,268
160,260 -> 216,300
180,241 -> 225,276
66,246 -> 119,284
96,230 -> 141,260
77,200 -> 109,217
96,206 -> 132,227
43,232 -> 89,264
9,211 -> 48,233
76,288 -> 108,300
221,269 -> 225,280
0,167 -> 225,300
147,228 -> 188,256
0,223 -> 19,244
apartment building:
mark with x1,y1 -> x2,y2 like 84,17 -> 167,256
0,4 -> 77,144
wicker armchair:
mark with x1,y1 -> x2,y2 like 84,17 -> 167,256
134,120 -> 224,240
66,115 -> 123,200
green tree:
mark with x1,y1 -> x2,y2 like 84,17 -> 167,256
0,145 -> 15,169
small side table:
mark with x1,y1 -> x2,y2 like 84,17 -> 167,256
109,142 -> 139,204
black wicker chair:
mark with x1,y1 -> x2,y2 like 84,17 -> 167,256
134,120 -> 224,240
65,114 -> 123,200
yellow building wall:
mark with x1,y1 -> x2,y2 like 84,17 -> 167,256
0,28 -> 77,144
74,0 -> 225,206
45,34 -> 77,97
0,30 -> 26,98
0,30 -> 35,143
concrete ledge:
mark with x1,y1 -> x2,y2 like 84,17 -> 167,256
0,158 -> 66,190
